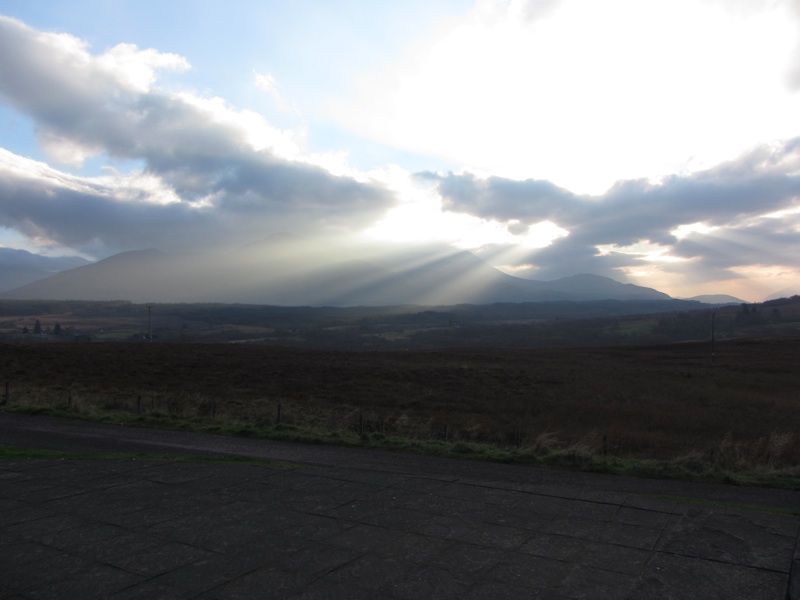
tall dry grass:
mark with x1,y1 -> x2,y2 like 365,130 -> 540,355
1,339 -> 798,477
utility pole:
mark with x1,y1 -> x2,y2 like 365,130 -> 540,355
711,311 -> 716,366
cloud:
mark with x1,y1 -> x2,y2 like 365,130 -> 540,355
786,1 -> 800,90
507,0 -> 564,23
0,16 -> 394,256
672,214 -> 800,271
336,0 -> 800,195
0,148 -> 389,255
254,71 -> 304,120
429,138 -> 800,284
430,172 -> 581,227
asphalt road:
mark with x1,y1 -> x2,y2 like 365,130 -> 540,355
1,411 -> 799,512
1,411 -> 799,599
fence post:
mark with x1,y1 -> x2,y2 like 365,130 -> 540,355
359,413 -> 364,436
68,387 -> 72,408
136,395 -> 142,414
277,404 -> 282,425
2,381 -> 8,405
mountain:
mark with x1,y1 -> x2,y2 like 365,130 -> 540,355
524,274 -> 670,301
0,237 -> 673,305
765,288 -> 800,301
687,294 -> 746,305
0,248 -> 90,293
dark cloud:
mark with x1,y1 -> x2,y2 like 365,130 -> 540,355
0,16 -> 393,255
0,154 -> 390,255
672,216 -> 800,269
432,172 -> 580,224
431,139 -> 800,283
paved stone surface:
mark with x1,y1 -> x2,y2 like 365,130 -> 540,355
0,414 -> 798,598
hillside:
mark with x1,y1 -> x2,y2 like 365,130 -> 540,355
0,248 -> 89,292
0,236 -> 670,306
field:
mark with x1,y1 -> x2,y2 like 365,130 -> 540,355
1,337 -> 799,485
2,295 -> 799,349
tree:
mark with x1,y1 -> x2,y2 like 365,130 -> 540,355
33,319 -> 42,335
54,322 -> 62,335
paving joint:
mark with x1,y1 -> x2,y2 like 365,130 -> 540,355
1,413 -> 799,599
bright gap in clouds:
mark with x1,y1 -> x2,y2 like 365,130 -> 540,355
362,169 -> 569,249
337,0 -> 797,195
362,170 -> 512,246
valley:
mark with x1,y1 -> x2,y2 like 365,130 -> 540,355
1,294 -> 799,349
0,297 -> 799,485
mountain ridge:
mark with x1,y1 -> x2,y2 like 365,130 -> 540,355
0,248 -> 90,292
686,294 -> 746,305
0,239 -> 672,306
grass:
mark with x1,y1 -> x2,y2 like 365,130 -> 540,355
3,401 -> 799,490
0,443 -> 297,467
1,339 -> 798,489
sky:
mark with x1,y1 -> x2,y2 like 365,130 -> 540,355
0,0 -> 799,302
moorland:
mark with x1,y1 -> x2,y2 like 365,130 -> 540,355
0,296 -> 798,486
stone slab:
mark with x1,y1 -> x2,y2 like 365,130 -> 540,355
1,416 -> 798,600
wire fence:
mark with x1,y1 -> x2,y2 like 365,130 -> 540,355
2,379 -> 797,472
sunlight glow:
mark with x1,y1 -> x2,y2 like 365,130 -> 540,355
596,241 -> 683,262
361,169 -> 512,247
97,168 -> 184,205
339,0 -> 797,195
763,205 -> 800,220
671,222 -> 717,239
520,221 -> 569,248
729,264 -> 800,300
362,171 -> 570,251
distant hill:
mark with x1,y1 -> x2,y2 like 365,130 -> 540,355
526,274 -> 670,301
0,236 -> 673,306
687,294 -> 746,305
765,288 -> 800,301
0,248 -> 90,293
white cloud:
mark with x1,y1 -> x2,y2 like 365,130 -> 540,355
97,43 -> 190,93
0,16 -> 395,256
254,71 -> 301,116
173,92 -> 302,159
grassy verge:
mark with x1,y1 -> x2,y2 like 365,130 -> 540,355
3,403 -> 798,491
0,441 -> 296,467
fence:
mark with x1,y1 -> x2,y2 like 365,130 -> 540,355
1,379 -> 796,471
